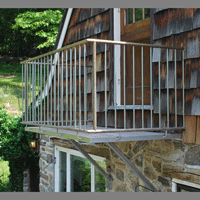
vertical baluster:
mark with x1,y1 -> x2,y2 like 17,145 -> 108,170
141,46 -> 144,128
79,45 -> 81,129
114,44 -> 117,129
44,58 -> 46,125
27,62 -> 29,122
61,51 -> 64,127
133,46 -> 135,128
105,43 -> 107,129
123,45 -> 126,129
150,47 -> 153,128
51,55 -> 53,126
37,59 -> 39,124
66,50 -> 68,127
158,48 -> 161,128
54,54 -> 56,126
92,42 -> 97,131
74,47 -> 77,128
25,63 -> 28,122
58,53 -> 60,126
70,48 -> 72,127
32,61 -> 34,123
182,50 -> 185,127
34,61 -> 36,123
47,56 -> 49,125
84,44 -> 87,130
167,49 -> 169,128
22,63 -> 24,122
175,49 -> 177,127
40,58 -> 42,125
29,62 -> 31,122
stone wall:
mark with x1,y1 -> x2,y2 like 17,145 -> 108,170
39,134 -> 54,192
37,134 -> 200,192
23,169 -> 29,192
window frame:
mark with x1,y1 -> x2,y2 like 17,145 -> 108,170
125,8 -> 150,25
172,178 -> 200,192
54,145 -> 106,192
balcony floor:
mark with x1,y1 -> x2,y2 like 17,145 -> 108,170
25,126 -> 182,143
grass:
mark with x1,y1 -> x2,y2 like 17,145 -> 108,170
0,58 -> 42,115
0,59 -> 22,75
0,158 -> 11,192
0,57 -> 47,115
0,61 -> 23,114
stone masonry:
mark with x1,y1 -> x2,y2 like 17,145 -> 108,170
23,169 -> 29,192
39,134 -> 54,192
36,134 -> 200,192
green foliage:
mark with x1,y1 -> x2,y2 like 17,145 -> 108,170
135,8 -> 143,22
0,58 -> 21,75
95,161 -> 106,192
0,106 -> 39,191
0,8 -> 64,57
0,158 -> 11,192
12,9 -> 64,49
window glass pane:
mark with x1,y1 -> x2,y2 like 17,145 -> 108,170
126,8 -> 133,25
59,151 -> 66,192
135,8 -> 143,22
95,161 -> 106,192
70,155 -> 91,192
145,8 -> 150,19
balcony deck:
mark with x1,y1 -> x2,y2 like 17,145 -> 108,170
21,39 -> 185,143
25,126 -> 182,143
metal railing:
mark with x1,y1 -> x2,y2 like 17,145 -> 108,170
21,39 -> 185,133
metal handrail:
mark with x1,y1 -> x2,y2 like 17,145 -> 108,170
21,38 -> 185,133
20,38 -> 184,64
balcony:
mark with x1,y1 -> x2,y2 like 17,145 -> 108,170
21,39 -> 185,143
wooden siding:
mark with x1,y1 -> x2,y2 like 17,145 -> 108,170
63,8 -> 110,45
152,8 -> 200,144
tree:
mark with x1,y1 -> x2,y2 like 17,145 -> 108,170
0,106 -> 38,191
12,9 -> 64,49
0,8 -> 64,58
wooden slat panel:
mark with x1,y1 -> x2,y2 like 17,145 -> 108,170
187,30 -> 199,59
196,116 -> 200,145
193,8 -> 200,29
153,9 -> 169,40
180,8 -> 194,33
185,89 -> 200,115
182,115 -> 197,144
169,8 -> 181,35
64,9 -> 110,45
68,9 -> 80,28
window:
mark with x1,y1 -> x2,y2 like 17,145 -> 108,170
125,8 -> 150,25
172,179 -> 200,192
55,146 -> 106,192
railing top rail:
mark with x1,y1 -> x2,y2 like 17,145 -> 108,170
86,39 -> 185,50
20,39 -> 88,64
20,38 -> 184,64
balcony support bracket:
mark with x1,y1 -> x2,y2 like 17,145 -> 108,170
68,139 -> 113,181
106,142 -> 158,192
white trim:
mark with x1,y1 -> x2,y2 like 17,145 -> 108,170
91,165 -> 95,192
56,145 -> 106,162
54,147 -> 60,192
66,152 -> 71,192
172,178 -> 200,192
113,8 -> 121,106
35,8 -> 73,107
57,8 -> 73,50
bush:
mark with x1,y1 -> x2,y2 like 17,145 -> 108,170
0,106 -> 39,191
